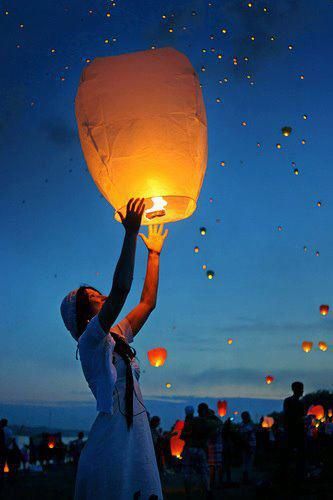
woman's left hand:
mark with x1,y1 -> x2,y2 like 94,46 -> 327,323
139,224 -> 168,255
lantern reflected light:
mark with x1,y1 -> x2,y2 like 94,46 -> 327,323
145,196 -> 168,220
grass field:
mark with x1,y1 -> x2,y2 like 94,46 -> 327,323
1,462 -> 332,500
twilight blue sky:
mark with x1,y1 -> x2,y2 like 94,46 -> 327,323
1,0 -> 333,428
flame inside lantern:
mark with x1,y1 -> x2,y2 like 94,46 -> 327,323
145,196 -> 168,220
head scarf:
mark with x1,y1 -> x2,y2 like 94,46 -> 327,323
60,289 -> 79,340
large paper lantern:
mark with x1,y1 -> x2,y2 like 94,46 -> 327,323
170,420 -> 185,458
307,405 -> 324,420
217,400 -> 227,417
319,304 -> 329,316
76,47 -> 207,225
147,347 -> 167,367
262,416 -> 274,428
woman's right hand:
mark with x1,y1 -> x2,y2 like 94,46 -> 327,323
118,198 -> 145,233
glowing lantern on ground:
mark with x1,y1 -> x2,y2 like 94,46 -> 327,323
217,400 -> 228,417
76,47 -> 207,225
318,341 -> 328,352
147,347 -> 167,367
170,420 -> 185,458
307,405 -> 324,420
320,305 -> 329,316
262,416 -> 274,428
302,341 -> 313,353
48,440 -> 55,449
4,461 -> 9,473
265,375 -> 274,385
281,126 -> 292,137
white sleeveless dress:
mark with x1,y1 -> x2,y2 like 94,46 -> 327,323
74,353 -> 163,500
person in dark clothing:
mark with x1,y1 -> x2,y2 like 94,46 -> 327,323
283,381 -> 306,481
221,418 -> 233,484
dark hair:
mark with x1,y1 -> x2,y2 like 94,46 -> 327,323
241,411 -> 251,422
291,381 -> 303,392
76,285 -> 102,337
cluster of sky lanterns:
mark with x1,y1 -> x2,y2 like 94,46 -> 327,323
302,341 -> 328,353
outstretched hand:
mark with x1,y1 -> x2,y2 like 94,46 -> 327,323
139,224 -> 168,255
118,198 -> 145,233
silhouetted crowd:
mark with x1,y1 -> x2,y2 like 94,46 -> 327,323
2,381 -> 333,498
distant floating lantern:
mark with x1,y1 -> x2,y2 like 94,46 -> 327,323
315,250 -> 320,257
76,48 -> 207,225
302,341 -> 313,353
265,375 -> 274,385
48,440 -> 56,449
300,74 -> 305,80
194,246 -> 199,254
288,44 -> 293,50
227,338 -> 233,345
200,227 -> 206,235
165,382 -> 172,389
206,270 -> 214,280
307,405 -> 325,420
276,143 -> 282,149
250,35 -> 255,41
216,97 -> 222,103
319,305 -> 329,316
318,341 -> 328,352
147,347 -> 167,367
217,400 -> 228,417
301,139 -> 306,145
4,461 -> 9,473
328,409 -> 333,418
221,28 -> 227,34
202,264 -> 207,270
316,201 -> 322,207
281,126 -> 292,137
262,416 -> 274,428
220,161 -> 226,167
303,114 -> 308,120
241,121 -> 247,126
294,168 -> 299,175
170,420 -> 185,458
277,226 -> 283,231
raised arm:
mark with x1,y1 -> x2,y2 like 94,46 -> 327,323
126,224 -> 168,336
98,198 -> 145,333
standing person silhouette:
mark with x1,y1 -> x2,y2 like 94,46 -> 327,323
283,381 -> 306,483
60,198 -> 168,500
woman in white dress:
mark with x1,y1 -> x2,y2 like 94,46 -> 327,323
60,198 -> 168,499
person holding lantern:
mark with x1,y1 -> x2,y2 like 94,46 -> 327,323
60,198 -> 168,500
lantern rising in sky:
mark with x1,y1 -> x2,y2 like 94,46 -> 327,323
217,400 -> 228,417
170,420 -> 185,458
147,347 -> 167,367
281,126 -> 292,137
307,405 -> 325,421
76,47 -> 207,225
319,304 -> 329,316
265,375 -> 274,385
262,416 -> 274,428
302,341 -> 313,353
318,341 -> 328,352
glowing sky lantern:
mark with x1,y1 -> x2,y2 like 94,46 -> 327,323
4,461 -> 9,473
265,375 -> 274,385
318,341 -> 328,352
302,341 -> 313,353
307,405 -> 325,420
200,227 -> 207,235
227,338 -> 233,345
147,347 -> 167,367
262,416 -> 274,428
206,270 -> 214,280
281,126 -> 292,137
76,48 -> 207,225
319,305 -> 329,316
217,400 -> 228,417
170,420 -> 185,458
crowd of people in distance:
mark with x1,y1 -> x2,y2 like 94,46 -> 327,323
0,419 -> 86,480
2,382 -> 333,498
148,382 -> 333,498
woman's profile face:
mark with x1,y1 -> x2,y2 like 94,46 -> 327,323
86,288 -> 107,315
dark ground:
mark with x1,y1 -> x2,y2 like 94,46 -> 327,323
1,462 -> 332,500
